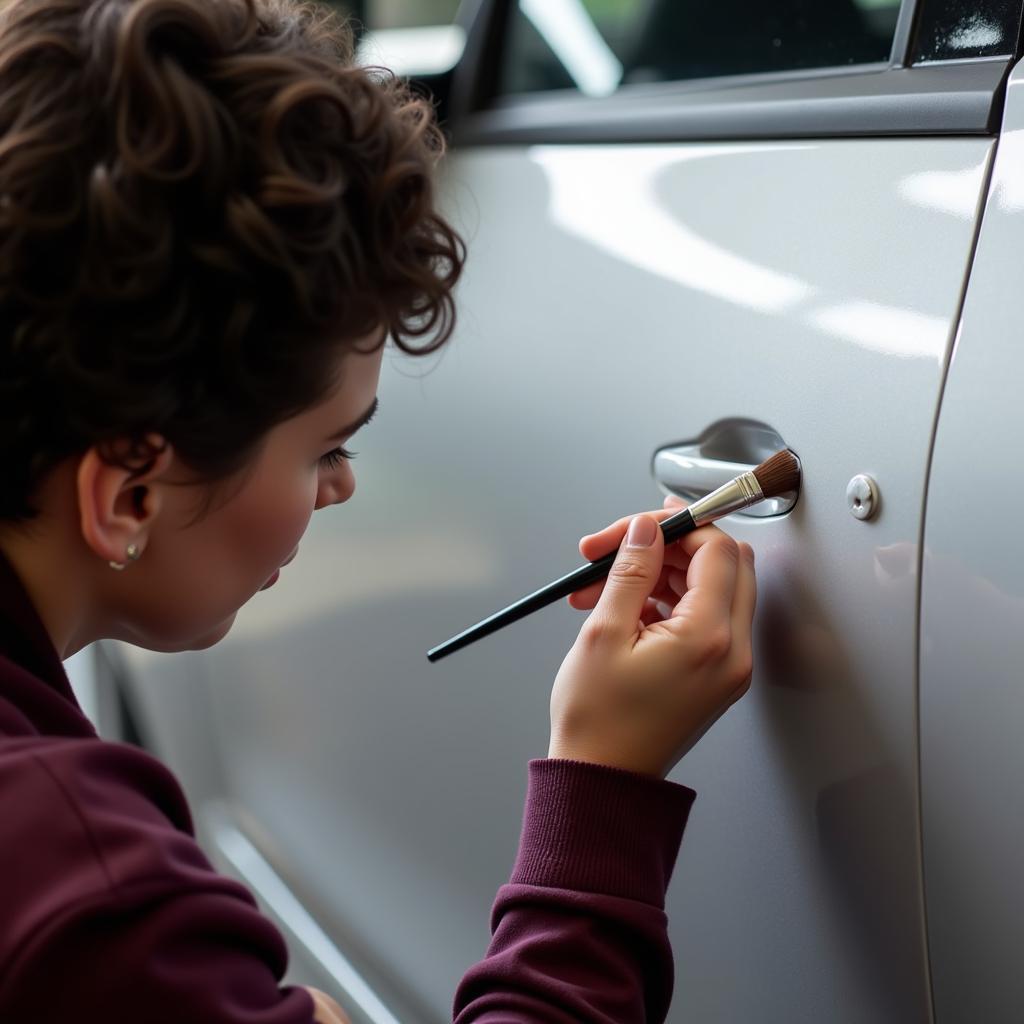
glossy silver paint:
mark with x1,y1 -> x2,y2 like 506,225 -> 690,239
920,58 -> 1024,1024
113,136 -> 995,1020
126,133 -> 986,1018
427,137 -> 986,1023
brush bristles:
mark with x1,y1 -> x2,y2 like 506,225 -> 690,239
753,449 -> 801,498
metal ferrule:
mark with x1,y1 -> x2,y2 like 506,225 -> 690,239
686,471 -> 764,526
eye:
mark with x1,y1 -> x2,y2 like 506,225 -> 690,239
319,446 -> 357,469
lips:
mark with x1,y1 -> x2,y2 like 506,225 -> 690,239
259,549 -> 297,592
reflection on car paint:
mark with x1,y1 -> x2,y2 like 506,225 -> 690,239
530,142 -> 990,362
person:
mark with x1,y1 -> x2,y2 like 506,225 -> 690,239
0,0 -> 757,1021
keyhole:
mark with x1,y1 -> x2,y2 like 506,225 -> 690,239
847,474 -> 878,520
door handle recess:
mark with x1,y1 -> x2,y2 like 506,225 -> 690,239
652,420 -> 799,518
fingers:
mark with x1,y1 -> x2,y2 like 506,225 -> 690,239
732,543 -> 756,625
578,495 -> 686,561
671,527 -> 740,631
648,543 -> 752,636
579,494 -> 684,545
576,526 -> 756,679
570,497 -> 717,613
729,541 -> 757,680
640,597 -> 668,628
572,498 -> 756,631
568,558 -> 686,611
307,987 -> 352,1024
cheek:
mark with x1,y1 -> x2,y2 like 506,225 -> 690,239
278,473 -> 319,544
228,468 -> 318,574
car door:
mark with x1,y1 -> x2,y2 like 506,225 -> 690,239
105,0 -> 1022,1021
918,55 -> 1024,1024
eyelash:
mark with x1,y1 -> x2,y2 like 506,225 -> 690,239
319,404 -> 377,470
319,446 -> 357,469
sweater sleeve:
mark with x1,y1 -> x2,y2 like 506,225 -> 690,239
452,758 -> 696,1023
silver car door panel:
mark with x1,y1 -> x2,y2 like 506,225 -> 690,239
203,803 -> 406,1024
107,135 -> 990,1022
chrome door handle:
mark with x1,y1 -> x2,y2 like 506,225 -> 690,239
652,422 -> 799,517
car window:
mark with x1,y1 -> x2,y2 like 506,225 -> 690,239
328,0 -> 461,31
911,0 -> 1022,62
497,0 -> 903,99
328,0 -> 464,77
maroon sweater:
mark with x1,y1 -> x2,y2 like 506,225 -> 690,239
0,550 -> 695,1022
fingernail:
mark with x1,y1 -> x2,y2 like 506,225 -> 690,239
626,515 -> 657,547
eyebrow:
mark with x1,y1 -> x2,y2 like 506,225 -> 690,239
325,396 -> 379,442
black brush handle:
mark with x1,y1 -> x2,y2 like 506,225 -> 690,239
427,507 -> 696,663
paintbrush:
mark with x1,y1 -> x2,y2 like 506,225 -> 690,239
427,449 -> 801,663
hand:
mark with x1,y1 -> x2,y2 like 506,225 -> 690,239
307,987 -> 352,1024
548,495 -> 757,779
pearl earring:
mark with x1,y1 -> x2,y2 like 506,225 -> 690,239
108,543 -> 141,571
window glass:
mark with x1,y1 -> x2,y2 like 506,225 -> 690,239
498,0 -> 903,99
327,0 -> 462,30
911,0 -> 1021,62
364,0 -> 462,29
327,0 -> 464,76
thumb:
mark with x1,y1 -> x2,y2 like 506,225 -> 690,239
591,514 -> 664,641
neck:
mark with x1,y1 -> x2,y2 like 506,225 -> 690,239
0,478 -> 98,661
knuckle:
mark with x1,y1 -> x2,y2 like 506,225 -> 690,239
700,624 -> 732,663
739,542 -> 755,565
609,556 -> 648,584
715,534 -> 740,562
578,616 -> 615,651
733,653 -> 753,688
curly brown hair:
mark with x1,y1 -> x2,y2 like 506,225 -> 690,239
0,0 -> 465,522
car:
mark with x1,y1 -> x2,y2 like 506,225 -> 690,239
85,0 -> 1024,1020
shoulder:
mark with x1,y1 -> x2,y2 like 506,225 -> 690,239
0,735 -> 259,974
0,735 -> 312,1021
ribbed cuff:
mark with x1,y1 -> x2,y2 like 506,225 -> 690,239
509,758 -> 696,909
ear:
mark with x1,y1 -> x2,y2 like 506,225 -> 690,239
76,436 -> 175,566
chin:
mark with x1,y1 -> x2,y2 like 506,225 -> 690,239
184,614 -> 238,650
124,612 -> 238,653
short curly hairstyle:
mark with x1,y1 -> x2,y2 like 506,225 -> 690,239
0,0 -> 465,522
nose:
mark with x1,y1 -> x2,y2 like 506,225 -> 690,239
315,465 -> 355,511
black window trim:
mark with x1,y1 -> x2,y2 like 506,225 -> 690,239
448,0 -> 1018,144
891,0 -> 921,66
